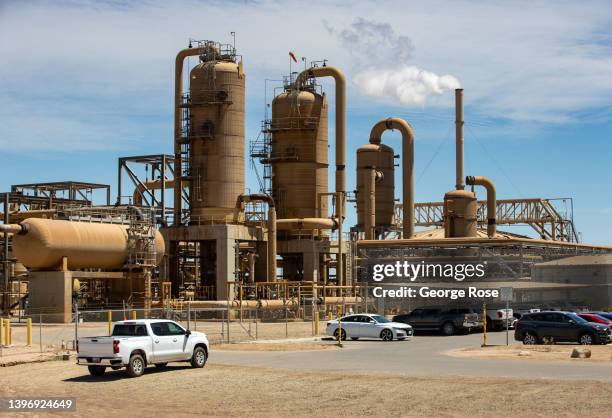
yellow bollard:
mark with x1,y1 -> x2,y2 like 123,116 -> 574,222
482,302 -> 487,347
314,310 -> 320,336
4,319 -> 10,346
132,311 -> 137,320
0,318 -> 3,346
26,318 -> 32,346
108,311 -> 112,336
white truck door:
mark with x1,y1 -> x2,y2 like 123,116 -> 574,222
150,322 -> 181,362
165,322 -> 190,360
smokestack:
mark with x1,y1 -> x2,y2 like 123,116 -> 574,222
455,88 -> 464,191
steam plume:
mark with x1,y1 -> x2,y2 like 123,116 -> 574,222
325,18 -> 460,105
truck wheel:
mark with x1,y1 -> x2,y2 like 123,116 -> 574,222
441,322 -> 455,336
126,354 -> 145,378
87,365 -> 106,377
191,346 -> 207,368
154,363 -> 168,368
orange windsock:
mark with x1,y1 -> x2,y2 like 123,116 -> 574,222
289,51 -> 298,63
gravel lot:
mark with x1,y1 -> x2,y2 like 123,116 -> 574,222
1,360 -> 611,417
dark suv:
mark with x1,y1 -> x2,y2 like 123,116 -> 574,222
514,311 -> 611,345
393,307 -> 482,336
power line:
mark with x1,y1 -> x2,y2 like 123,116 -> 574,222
465,124 -> 524,198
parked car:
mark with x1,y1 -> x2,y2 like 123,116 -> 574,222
326,314 -> 413,341
393,307 -> 482,336
577,313 -> 612,330
513,308 -> 540,320
475,306 -> 514,331
590,312 -> 612,321
514,311 -> 611,345
77,319 -> 209,377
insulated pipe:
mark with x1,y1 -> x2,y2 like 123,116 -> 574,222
335,191 -> 344,288
133,179 -> 176,206
295,66 -> 346,212
276,218 -> 337,231
0,224 -> 25,235
456,89 -> 465,190
174,46 -> 206,225
369,118 -> 415,238
466,176 -> 497,237
234,194 -> 277,281
363,168 -> 380,240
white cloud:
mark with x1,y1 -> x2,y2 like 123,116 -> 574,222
0,0 -> 612,153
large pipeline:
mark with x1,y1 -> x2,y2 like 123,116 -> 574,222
291,67 -> 346,287
174,46 -> 210,225
295,66 -> 346,210
466,176 -> 497,237
234,194 -> 277,281
369,118 -> 415,238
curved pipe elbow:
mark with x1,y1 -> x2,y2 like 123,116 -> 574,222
367,117 -> 415,239
466,175 -> 497,237
369,118 -> 414,146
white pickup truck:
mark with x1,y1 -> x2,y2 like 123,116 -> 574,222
77,319 -> 209,377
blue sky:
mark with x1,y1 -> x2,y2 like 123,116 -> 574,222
1,0 -> 611,244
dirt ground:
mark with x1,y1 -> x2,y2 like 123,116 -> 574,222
1,360 -> 611,417
448,344 -> 612,363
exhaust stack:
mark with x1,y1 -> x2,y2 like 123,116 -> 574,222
455,88 -> 464,191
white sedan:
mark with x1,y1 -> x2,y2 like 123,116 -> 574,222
326,314 -> 413,341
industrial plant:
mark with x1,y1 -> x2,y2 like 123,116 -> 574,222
1,39 -> 611,323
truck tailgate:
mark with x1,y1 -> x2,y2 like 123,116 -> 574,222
78,337 -> 115,357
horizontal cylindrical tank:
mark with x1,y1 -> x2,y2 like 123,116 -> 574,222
444,189 -> 477,238
271,87 -> 328,227
12,218 -> 165,270
189,57 -> 245,223
356,143 -> 395,228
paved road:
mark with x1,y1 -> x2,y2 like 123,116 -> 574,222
210,331 -> 612,380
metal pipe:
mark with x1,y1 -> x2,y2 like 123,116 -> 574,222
335,191 -> 343,288
276,218 -> 337,231
369,118 -> 415,238
456,89 -> 465,190
466,176 -> 497,237
295,66 -> 346,212
234,194 -> 277,282
247,252 -> 257,284
0,224 -> 24,235
364,168 -> 376,240
133,179 -> 176,206
3,193 -> 9,313
174,46 -> 205,225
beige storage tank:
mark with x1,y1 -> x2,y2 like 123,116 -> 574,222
188,49 -> 245,223
12,218 -> 165,270
356,143 -> 395,228
271,86 -> 328,224
444,189 -> 477,238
